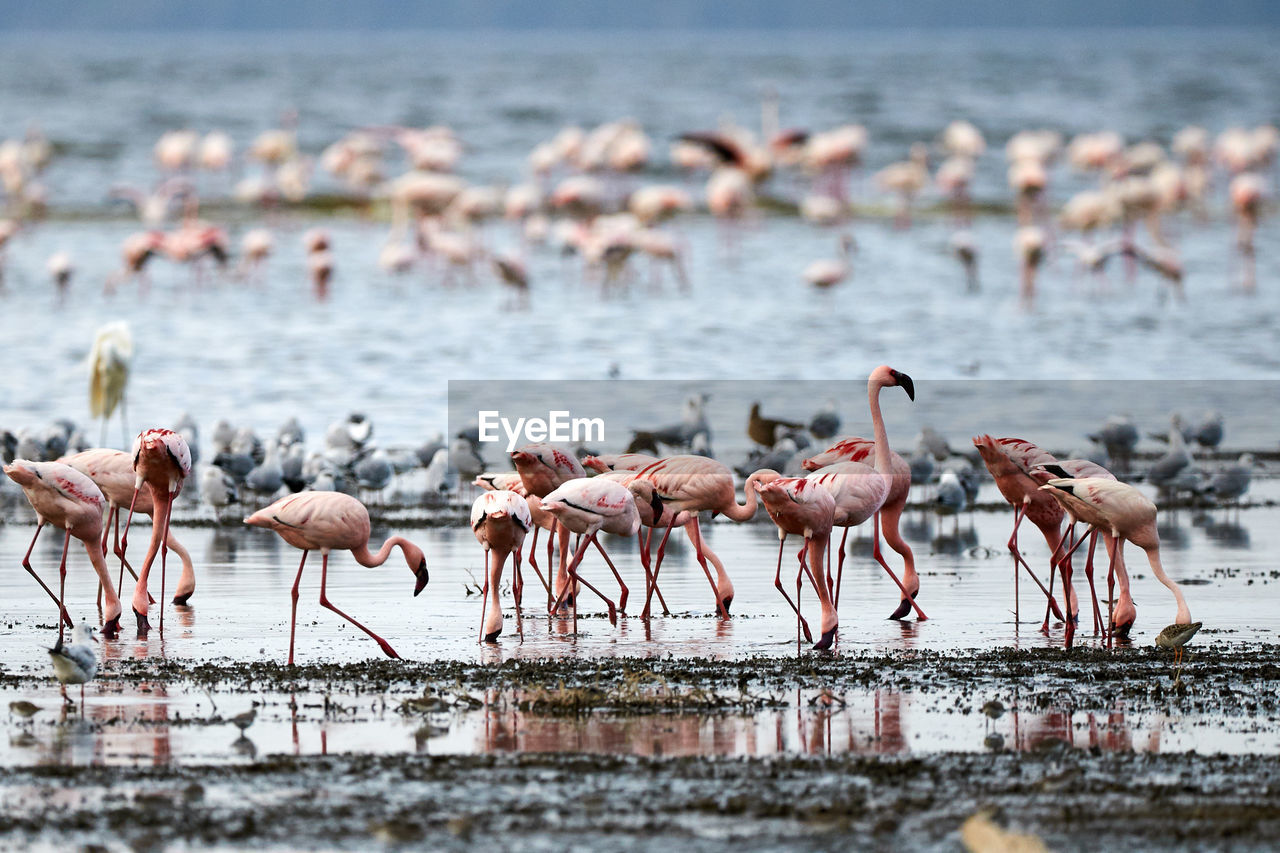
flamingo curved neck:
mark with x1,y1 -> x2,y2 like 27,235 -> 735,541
867,379 -> 891,478
352,536 -> 413,569
722,472 -> 762,522
1144,544 -> 1191,624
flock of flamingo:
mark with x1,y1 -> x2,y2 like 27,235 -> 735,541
0,111 -> 1272,304
5,366 -> 1201,675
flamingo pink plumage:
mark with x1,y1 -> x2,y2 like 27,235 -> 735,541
973,435 -> 1069,626
633,455 -> 767,619
1042,477 -> 1192,636
539,476 -> 639,633
511,443 -> 586,608
120,429 -> 191,635
4,460 -> 122,640
60,448 -> 195,607
244,491 -> 429,664
756,475 -> 838,649
470,489 -> 531,643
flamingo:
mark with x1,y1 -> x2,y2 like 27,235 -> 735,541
244,491 -> 428,663
474,471 -> 557,602
119,429 -> 190,635
582,453 -> 659,473
803,233 -> 854,289
1032,461 -> 1125,643
60,449 -> 196,607
632,455 -> 768,619
1014,226 -> 1046,308
511,443 -> 585,608
801,366 -> 924,620
756,475 -> 837,649
1041,477 -> 1194,641
972,435 -> 1068,626
470,489 -> 531,643
539,477 -> 640,632
4,460 -> 122,640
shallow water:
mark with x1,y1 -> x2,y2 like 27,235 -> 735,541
2,479 -> 1276,767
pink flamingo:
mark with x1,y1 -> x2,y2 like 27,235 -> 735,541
511,444 -> 585,608
1041,476 -> 1192,639
244,491 -> 429,664
474,471 -> 557,605
119,429 -> 191,635
1032,460 -> 1118,642
539,477 -> 638,633
756,475 -> 837,649
972,435 -> 1068,626
803,440 -> 920,620
632,455 -> 768,619
4,460 -> 122,640
470,489 -> 531,643
61,449 -> 194,607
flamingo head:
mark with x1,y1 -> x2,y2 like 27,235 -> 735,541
412,556 -> 430,597
581,456 -> 608,473
870,366 -> 914,401
2,460 -> 37,488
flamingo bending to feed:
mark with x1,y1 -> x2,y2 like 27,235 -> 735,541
4,461 -> 122,640
1032,460 -> 1118,642
756,475 -> 837,649
119,429 -> 191,635
61,449 -> 195,607
1042,477 -> 1195,644
511,444 -> 585,608
973,435 -> 1069,626
539,477 -> 639,633
471,489 -> 531,643
244,491 -> 429,664
633,455 -> 768,619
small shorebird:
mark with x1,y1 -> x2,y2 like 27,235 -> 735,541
230,707 -> 257,732
9,700 -> 41,722
49,622 -> 97,704
1156,621 -> 1202,667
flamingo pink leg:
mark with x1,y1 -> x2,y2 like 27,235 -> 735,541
687,518 -> 730,619
288,551 -> 308,665
318,550 -> 401,660
56,528 -> 72,644
20,522 -> 74,630
550,533 -> 618,631
870,514 -> 928,620
637,527 -> 670,618
589,536 -> 628,614
1006,504 -> 1064,621
641,516 -> 679,619
772,533 -> 812,644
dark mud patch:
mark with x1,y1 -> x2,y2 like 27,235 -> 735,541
3,750 -> 1280,851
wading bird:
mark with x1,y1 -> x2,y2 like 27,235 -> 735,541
4,460 -> 122,640
471,489 -> 531,643
244,491 -> 429,664
120,429 -> 191,635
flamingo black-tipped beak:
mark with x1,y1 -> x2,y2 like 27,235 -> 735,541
889,598 -> 912,621
1112,619 -> 1134,640
101,616 -> 120,639
813,627 -> 838,651
413,562 -> 430,596
891,370 -> 915,401
720,595 -> 733,616
133,608 -> 150,637
483,629 -> 501,644
172,592 -> 192,606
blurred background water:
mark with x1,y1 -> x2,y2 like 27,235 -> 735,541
0,29 -> 1277,449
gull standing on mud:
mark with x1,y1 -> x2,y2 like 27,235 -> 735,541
49,622 -> 97,704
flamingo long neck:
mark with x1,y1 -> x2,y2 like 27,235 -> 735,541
351,536 -> 411,569
1144,543 -> 1191,624
868,379 -> 891,478
722,472 -> 762,522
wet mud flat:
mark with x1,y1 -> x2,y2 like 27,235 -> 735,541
4,749 -> 1280,851
4,645 -> 1280,850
